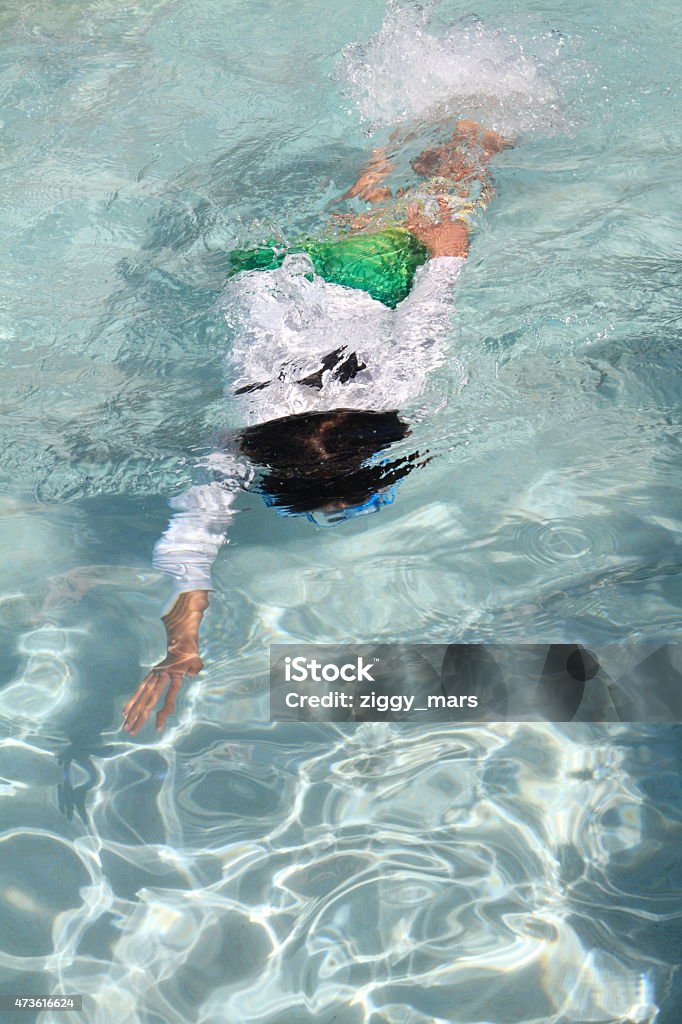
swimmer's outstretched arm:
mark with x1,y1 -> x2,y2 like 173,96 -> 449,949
123,475 -> 243,735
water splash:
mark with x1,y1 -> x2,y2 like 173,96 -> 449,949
340,3 -> 572,135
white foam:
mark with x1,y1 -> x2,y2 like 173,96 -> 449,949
340,4 -> 569,135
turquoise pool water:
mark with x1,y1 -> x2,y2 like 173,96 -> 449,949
1,0 -> 681,1021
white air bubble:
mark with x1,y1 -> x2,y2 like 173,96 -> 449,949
339,6 -> 572,136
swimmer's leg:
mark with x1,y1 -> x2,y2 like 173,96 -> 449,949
341,146 -> 393,204
406,197 -> 469,258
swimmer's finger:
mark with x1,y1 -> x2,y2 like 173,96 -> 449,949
156,675 -> 184,732
122,672 -> 168,734
137,675 -> 168,720
122,671 -> 161,721
125,696 -> 161,736
122,690 -> 153,735
122,672 -> 156,714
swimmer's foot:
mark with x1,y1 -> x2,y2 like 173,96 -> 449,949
411,119 -> 513,183
453,119 -> 514,155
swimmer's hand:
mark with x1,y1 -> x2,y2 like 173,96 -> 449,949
122,590 -> 209,735
122,654 -> 202,735
406,199 -> 469,259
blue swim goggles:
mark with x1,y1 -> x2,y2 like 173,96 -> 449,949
262,484 -> 397,528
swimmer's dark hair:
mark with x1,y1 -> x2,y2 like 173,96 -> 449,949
237,408 -> 427,515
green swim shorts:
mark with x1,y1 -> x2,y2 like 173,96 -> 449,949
226,228 -> 430,309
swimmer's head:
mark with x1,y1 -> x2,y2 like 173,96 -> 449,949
237,408 -> 426,521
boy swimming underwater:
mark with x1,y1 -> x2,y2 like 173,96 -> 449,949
122,120 -> 510,734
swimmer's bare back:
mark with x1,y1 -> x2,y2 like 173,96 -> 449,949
122,120 -> 510,735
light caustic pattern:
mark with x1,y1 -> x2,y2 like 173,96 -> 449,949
0,721 -> 671,1024
0,0 -> 681,1021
